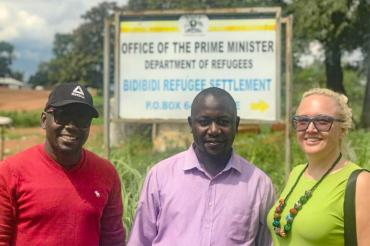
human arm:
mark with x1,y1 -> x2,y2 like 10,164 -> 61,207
0,163 -> 16,246
355,171 -> 370,246
99,170 -> 126,246
127,169 -> 160,246
256,178 -> 276,246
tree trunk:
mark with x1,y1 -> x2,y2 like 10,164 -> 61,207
324,41 -> 346,95
360,39 -> 370,129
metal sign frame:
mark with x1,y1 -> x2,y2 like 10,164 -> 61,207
114,8 -> 282,124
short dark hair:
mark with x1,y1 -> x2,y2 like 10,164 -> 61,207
191,87 -> 237,116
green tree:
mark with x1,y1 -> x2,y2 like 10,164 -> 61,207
29,62 -> 52,87
362,48 -> 370,128
289,0 -> 365,95
11,71 -> 23,81
0,41 -> 24,81
356,0 -> 370,128
128,0 -> 283,10
30,1 -> 121,88
69,1 -> 121,88
0,41 -> 14,77
53,34 -> 74,58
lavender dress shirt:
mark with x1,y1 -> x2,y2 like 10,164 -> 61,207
128,146 -> 275,246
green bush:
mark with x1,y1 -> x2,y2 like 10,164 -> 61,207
0,111 -> 41,127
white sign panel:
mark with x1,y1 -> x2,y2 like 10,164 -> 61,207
120,14 -> 280,121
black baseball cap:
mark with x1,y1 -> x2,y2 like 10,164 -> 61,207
45,82 -> 99,117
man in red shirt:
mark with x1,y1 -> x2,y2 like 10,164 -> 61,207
0,83 -> 125,245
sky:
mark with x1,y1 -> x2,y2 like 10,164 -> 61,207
0,0 -> 128,81
0,1 -> 362,82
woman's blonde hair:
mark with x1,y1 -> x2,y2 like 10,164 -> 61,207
301,88 -> 352,134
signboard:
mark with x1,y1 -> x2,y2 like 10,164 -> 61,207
119,12 -> 280,121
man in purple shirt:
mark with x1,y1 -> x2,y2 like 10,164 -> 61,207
128,87 -> 275,245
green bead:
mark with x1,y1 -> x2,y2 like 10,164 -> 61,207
272,220 -> 281,228
300,195 -> 308,204
305,190 -> 312,198
284,224 -> 292,232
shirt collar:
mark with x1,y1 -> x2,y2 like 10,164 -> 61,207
183,144 -> 243,174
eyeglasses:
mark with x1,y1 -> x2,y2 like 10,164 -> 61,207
45,108 -> 92,128
292,115 -> 344,132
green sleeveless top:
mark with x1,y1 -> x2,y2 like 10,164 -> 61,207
267,162 -> 360,246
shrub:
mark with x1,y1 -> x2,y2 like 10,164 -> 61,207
0,111 -> 41,127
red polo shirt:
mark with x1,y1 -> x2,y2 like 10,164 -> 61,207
0,144 -> 125,246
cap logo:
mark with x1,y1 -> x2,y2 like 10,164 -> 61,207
71,86 -> 85,99
94,190 -> 101,198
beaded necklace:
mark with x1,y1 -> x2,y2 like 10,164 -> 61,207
272,153 -> 342,238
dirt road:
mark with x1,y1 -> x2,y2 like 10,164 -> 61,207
0,87 -> 50,111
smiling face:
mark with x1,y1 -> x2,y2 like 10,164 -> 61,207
41,104 -> 93,160
295,94 -> 344,159
188,94 -> 240,157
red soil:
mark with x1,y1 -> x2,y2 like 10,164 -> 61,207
0,87 -> 50,111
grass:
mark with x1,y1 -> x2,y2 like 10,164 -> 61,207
346,129 -> 370,169
86,128 -> 370,237
3,122 -> 370,238
0,110 -> 41,127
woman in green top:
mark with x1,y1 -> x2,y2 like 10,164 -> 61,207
267,88 -> 370,246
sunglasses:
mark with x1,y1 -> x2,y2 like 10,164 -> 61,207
45,108 -> 92,128
292,115 -> 344,132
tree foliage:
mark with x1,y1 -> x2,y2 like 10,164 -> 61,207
29,1 -> 121,88
0,41 -> 14,77
288,0 -> 365,95
128,0 -> 283,10
28,62 -> 50,87
355,0 -> 370,128
289,0 -> 370,128
0,41 -> 23,81
53,34 -> 74,58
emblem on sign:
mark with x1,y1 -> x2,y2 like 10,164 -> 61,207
180,15 -> 208,35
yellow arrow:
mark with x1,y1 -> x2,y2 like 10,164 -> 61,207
250,100 -> 269,112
